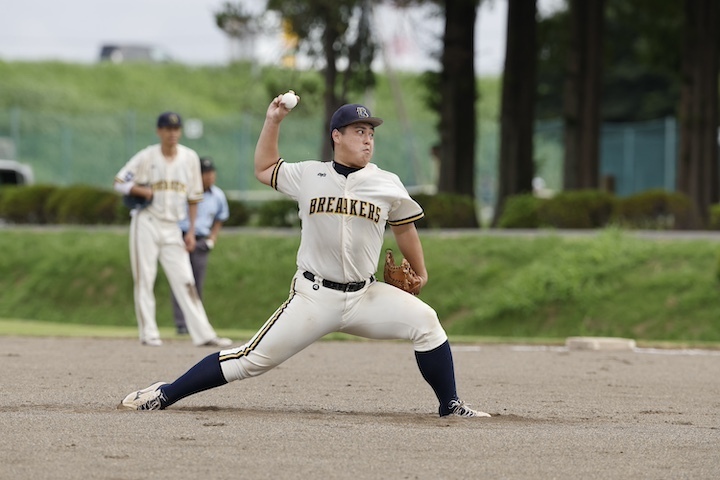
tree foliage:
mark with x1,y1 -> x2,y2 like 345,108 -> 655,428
215,2 -> 264,39
537,0 -> 683,122
215,0 -> 378,160
267,0 -> 377,161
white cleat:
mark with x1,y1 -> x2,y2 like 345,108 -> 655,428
141,338 -> 163,347
447,399 -> 491,418
117,382 -> 168,411
201,337 -> 232,347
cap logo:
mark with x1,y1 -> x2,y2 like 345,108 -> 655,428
169,114 -> 179,125
356,106 -> 370,119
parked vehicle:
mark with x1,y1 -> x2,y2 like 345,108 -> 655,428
99,44 -> 172,64
0,159 -> 35,186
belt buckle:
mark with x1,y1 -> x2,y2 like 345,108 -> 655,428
305,271 -> 369,292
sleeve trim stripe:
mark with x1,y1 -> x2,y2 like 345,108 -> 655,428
388,211 -> 425,226
271,158 -> 284,190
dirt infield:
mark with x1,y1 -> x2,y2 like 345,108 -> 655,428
1,336 -> 719,479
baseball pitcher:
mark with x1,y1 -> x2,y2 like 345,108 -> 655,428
118,99 -> 490,418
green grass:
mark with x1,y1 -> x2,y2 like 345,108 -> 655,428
2,227 -> 720,346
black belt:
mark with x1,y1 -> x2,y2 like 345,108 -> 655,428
303,271 -> 374,293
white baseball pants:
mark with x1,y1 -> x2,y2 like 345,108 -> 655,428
218,270 -> 448,382
129,210 -> 219,345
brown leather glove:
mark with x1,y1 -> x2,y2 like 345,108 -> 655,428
383,249 -> 422,295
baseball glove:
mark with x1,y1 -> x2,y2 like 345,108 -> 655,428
383,249 -> 422,295
122,194 -> 152,211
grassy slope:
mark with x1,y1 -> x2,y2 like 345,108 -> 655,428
1,228 -> 719,345
0,60 -> 492,123
0,61 -> 502,191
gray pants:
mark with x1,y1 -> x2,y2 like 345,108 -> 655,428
171,238 -> 211,330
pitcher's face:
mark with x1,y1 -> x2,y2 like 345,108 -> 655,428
332,122 -> 375,168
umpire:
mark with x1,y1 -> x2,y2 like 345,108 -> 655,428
171,156 -> 230,334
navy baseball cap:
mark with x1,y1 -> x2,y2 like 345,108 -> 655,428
329,104 -> 383,135
157,111 -> 183,128
200,156 -> 216,172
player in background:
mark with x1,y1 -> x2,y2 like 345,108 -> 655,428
113,112 -> 232,348
171,156 -> 230,335
118,99 -> 490,418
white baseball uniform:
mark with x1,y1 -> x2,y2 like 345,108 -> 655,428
218,159 -> 448,382
115,144 -> 222,345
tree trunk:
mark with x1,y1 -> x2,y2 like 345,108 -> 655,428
438,0 -> 478,210
677,0 -> 720,228
322,21 -> 341,162
493,0 -> 537,226
562,0 -> 604,190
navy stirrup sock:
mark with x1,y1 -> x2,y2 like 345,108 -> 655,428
415,340 -> 458,416
160,352 -> 228,408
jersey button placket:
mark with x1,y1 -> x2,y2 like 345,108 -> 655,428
341,180 -> 353,281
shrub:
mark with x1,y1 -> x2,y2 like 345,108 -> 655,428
539,190 -> 615,229
496,194 -> 542,228
709,204 -> 720,231
225,199 -> 251,226
614,189 -> 693,230
0,184 -> 58,223
115,198 -> 133,224
45,185 -> 119,224
256,199 -> 300,227
113,196 -> 251,226
413,193 -> 479,229
95,191 -> 122,224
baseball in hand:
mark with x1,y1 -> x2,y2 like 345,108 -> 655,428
280,90 -> 298,109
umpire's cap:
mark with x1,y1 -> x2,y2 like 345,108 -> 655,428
157,111 -> 183,128
330,104 -> 383,135
200,156 -> 216,173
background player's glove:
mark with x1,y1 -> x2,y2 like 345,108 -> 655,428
383,249 -> 422,295
122,194 -> 152,211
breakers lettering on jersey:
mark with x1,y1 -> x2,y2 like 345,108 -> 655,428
308,196 -> 381,223
151,180 -> 188,194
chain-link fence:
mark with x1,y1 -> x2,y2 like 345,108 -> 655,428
0,108 -> 680,208
534,117 -> 679,197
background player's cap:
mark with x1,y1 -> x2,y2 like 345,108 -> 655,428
157,111 -> 183,128
200,156 -> 216,172
330,104 -> 383,134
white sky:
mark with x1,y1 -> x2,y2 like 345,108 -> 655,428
0,0 -> 564,76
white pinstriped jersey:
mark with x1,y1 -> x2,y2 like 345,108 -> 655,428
115,144 -> 204,222
272,160 -> 424,283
